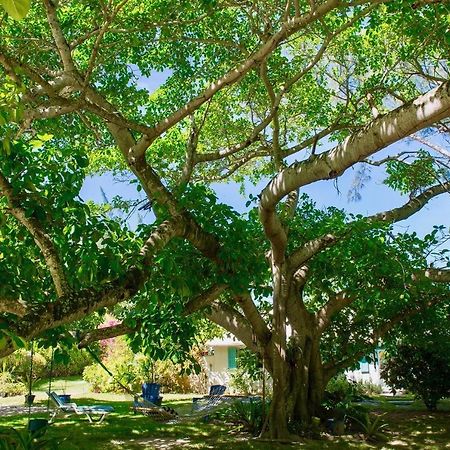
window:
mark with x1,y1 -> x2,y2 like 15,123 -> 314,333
359,357 -> 370,374
228,347 -> 238,369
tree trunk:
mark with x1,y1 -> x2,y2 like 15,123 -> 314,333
265,336 -> 326,438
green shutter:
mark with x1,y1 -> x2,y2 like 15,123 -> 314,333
228,347 -> 237,369
359,357 -> 370,374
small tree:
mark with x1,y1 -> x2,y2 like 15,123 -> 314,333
381,345 -> 450,410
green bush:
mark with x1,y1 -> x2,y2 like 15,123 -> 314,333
357,381 -> 382,396
349,412 -> 389,442
5,349 -> 47,390
229,368 -> 256,395
324,374 -> 364,405
0,426 -> 64,449
0,372 -> 26,397
50,348 -> 93,377
381,344 -> 450,410
82,337 -> 193,394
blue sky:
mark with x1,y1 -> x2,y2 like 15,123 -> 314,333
81,153 -> 449,240
81,69 -> 450,242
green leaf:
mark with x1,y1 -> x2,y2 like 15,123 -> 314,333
0,0 -> 30,20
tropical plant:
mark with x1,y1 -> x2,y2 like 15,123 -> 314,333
82,336 -> 194,393
219,399 -> 269,436
0,427 -> 62,450
350,412 -> 389,442
6,348 -> 47,391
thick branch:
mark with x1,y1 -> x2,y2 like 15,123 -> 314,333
288,234 -> 338,272
370,181 -> 450,223
0,297 -> 27,317
0,219 -> 180,357
77,322 -> 136,349
183,284 -> 228,315
235,292 -> 272,344
43,0 -> 76,72
107,123 -> 222,261
288,181 -> 450,272
0,172 -> 68,297
260,81 -> 450,249
316,292 -> 355,334
206,302 -> 258,352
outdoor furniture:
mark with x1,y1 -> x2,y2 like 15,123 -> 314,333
132,397 -> 178,421
209,385 -> 226,396
141,382 -> 163,406
47,391 -> 114,424
192,384 -> 227,412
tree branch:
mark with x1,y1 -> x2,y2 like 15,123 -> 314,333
324,293 -> 448,375
370,181 -> 450,223
77,321 -> 137,349
183,284 -> 228,315
0,172 -> 69,297
129,0 -> 344,159
206,301 -> 259,352
261,81 -> 450,266
0,297 -> 27,317
235,292 -> 272,344
410,133 -> 450,158
316,292 -> 355,334
42,0 -> 76,72
0,218 -> 181,357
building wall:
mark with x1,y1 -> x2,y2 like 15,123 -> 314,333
346,351 -> 386,387
202,346 -> 241,392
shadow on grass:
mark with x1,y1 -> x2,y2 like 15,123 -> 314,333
1,397 -> 450,449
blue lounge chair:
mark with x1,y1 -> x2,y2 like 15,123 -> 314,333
209,385 -> 226,396
192,385 -> 227,412
47,392 -> 114,424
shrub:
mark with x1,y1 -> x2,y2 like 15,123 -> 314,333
381,344 -> 450,410
0,373 -> 26,397
0,426 -> 64,449
324,374 -> 364,407
229,368 -> 256,395
357,381 -> 383,396
50,348 -> 93,377
6,349 -> 47,390
152,360 -> 192,393
82,337 -> 194,394
349,412 -> 389,442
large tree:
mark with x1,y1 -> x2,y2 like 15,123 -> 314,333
1,0 -> 450,438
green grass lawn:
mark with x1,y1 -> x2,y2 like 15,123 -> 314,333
1,393 -> 449,449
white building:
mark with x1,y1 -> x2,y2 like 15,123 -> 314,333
346,350 -> 385,387
203,335 -> 386,390
202,335 -> 246,388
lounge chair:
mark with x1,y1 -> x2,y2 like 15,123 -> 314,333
192,385 -> 227,412
47,391 -> 114,424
